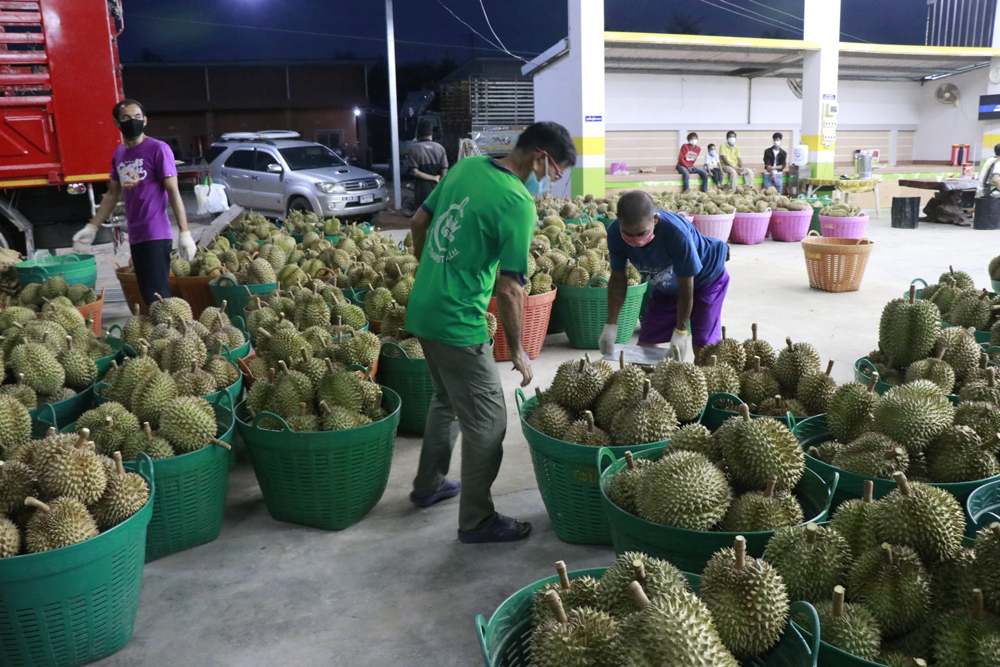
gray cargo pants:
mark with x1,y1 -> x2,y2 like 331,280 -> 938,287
413,338 -> 506,532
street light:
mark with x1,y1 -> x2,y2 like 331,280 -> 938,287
353,107 -> 362,166
353,107 -> 361,117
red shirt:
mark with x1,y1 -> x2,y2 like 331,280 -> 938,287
678,143 -> 701,169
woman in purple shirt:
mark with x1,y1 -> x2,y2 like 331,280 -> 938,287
73,99 -> 195,306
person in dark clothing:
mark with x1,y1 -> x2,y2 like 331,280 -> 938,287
406,120 -> 449,208
763,132 -> 788,194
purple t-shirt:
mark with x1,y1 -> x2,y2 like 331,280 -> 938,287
109,137 -> 177,244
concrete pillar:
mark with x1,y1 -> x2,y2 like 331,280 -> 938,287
800,0 -> 841,179
567,0 -> 605,197
981,5 -> 1000,162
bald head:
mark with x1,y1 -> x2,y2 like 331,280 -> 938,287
617,191 -> 656,234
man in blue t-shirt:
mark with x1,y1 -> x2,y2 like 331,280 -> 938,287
600,191 -> 730,361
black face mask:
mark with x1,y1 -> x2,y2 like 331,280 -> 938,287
119,118 -> 144,140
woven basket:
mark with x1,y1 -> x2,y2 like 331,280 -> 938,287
692,213 -> 734,241
770,208 -> 813,242
553,279 -> 647,349
730,210 -> 771,245
488,288 -> 557,361
115,267 -> 179,315
819,213 -> 869,239
801,232 -> 874,293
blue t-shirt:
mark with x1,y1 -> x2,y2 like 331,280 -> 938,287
607,210 -> 727,295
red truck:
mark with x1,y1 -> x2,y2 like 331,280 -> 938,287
0,0 -> 124,256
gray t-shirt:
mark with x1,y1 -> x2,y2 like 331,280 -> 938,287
406,140 -> 449,177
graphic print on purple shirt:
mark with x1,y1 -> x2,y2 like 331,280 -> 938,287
109,137 -> 177,244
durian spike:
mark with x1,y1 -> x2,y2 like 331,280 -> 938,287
619,349 -> 625,370
584,411 -> 595,432
892,471 -> 912,496
862,480 -> 875,503
210,438 -> 232,450
824,360 -> 834,376
866,372 -> 879,392
805,523 -> 819,544
143,422 -> 154,443
112,451 -> 125,477
633,558 -> 647,583
880,543 -> 894,565
734,535 -> 747,570
555,561 -> 571,590
721,326 -> 727,341
45,426 -> 56,438
763,478 -> 777,499
832,586 -> 846,618
624,451 -> 636,471
972,588 -> 986,621
24,497 -> 51,513
627,581 -> 651,610
543,590 -> 568,624
908,284 -> 917,304
738,403 -> 751,422
751,323 -> 759,341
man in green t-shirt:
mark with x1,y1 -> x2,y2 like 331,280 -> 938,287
405,121 -> 577,543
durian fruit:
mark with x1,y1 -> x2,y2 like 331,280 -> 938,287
664,422 -> 722,464
847,543 -> 930,637
720,404 -> 804,492
756,394 -> 808,418
91,452 -> 149,530
563,411 -> 610,447
773,337 -> 821,396
120,422 -> 175,461
549,356 -> 608,413
158,396 -> 216,454
873,380 -> 955,455
700,535 -> 790,659
977,523 -> 1000,614
0,373 -> 37,410
0,515 -> 20,558
831,480 -> 881,559
285,403 -> 318,432
595,551 -> 691,618
334,330 -> 382,368
650,355 -> 708,423
808,440 -> 844,465
10,342 -> 65,395
875,472 -> 965,566
318,401 -> 371,431
948,289 -> 995,331
0,394 -> 32,455
934,326 -> 983,383
797,360 -> 838,415
811,585 -> 883,661
742,323 -> 776,369
593,352 -> 646,430
940,265 -> 975,290
763,523 -> 850,603
172,362 -> 218,398
739,356 -> 780,410
131,370 -> 177,427
905,347 -> 956,394
931,589 -> 1000,667
57,336 -> 98,390
927,426 -> 999,483
955,401 -> 1000,441
720,478 -> 804,533
24,496 -> 99,553
531,561 -> 599,625
0,459 -> 36,514
701,355 -> 740,396
609,380 -> 677,447
527,388 -> 572,439
933,548 -> 981,612
833,433 -> 909,479
879,285 -> 942,368
147,293 -> 193,327
77,403 -> 140,456
634,450 -> 732,530
827,375 -> 880,443
698,326 -> 746,371
959,367 -> 1000,406
617,582 -> 739,667
606,451 -> 652,514
38,436 -> 107,505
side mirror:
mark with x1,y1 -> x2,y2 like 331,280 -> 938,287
266,163 -> 283,174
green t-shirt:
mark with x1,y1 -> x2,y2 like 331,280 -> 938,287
405,156 -> 535,347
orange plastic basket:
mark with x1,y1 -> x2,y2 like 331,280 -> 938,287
115,266 -> 179,314
801,232 -> 875,293
175,270 -> 222,320
76,288 -> 105,335
488,287 -> 557,361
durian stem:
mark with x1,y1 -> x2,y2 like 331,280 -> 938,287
23,497 -> 50,513
721,326 -> 727,341
754,356 -> 761,373
45,426 -> 55,438
584,411 -> 595,432
880,543 -> 893,565
632,559 -> 647,583
619,349 -> 625,370
886,447 -> 904,461
973,588 -> 985,621
625,451 -> 635,471
825,360 -> 834,377
544,590 -> 568,624
982,434 -> 1000,452
221,300 -> 228,313
210,438 -> 232,450
144,422 -> 153,443
751,323 -> 759,342
641,380 -> 651,401
319,400 -> 333,416
866,373 -> 879,392
981,353 -> 990,370
805,523 -> 819,544
764,478 -> 777,499
936,347 -> 948,361
555,561 -> 571,590
577,359 -> 586,373
892,471 -> 912,496
113,451 -> 125,477
535,386 -> 544,404
734,535 -> 747,570
738,403 -> 751,422
862,480 -> 874,503
908,284 -> 917,304
785,337 -> 793,351
709,354 -> 718,368
832,586 -> 846,618
626,581 -> 650,610
76,429 -> 90,447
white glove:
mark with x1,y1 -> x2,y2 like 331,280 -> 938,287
72,225 -> 97,254
177,230 -> 197,261
669,328 -> 691,362
599,323 -> 618,355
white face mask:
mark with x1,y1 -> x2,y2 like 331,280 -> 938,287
727,137 -> 736,146
689,139 -> 698,146
773,141 -> 781,147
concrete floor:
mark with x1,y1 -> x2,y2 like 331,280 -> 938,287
84,210 -> 999,666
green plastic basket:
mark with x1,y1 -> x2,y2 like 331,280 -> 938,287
966,479 -> 1000,532
15,251 -> 97,288
993,279 -> 1000,293
552,279 -> 647,349
515,388 -> 669,545
123,393 -> 235,562
95,327 -> 128,379
377,342 -> 433,435
793,413 -> 1000,513
343,285 -> 370,306
235,386 -> 401,531
209,276 -> 277,322
476,567 -> 820,667
598,447 -> 837,573
700,392 -> 799,432
29,385 -> 95,438
0,454 -> 154,667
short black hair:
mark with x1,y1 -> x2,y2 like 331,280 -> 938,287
726,130 -> 737,139
617,191 -> 655,228
773,132 -> 783,140
515,121 -> 577,166
994,143 -> 1000,156
707,143 -> 716,151
687,132 -> 698,141
417,120 -> 433,138
113,98 -> 145,120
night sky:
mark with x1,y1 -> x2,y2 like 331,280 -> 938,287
121,0 -> 931,65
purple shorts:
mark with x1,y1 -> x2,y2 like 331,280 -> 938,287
639,270 -> 730,348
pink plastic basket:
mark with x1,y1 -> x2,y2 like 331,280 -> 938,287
819,213 -> 869,239
769,209 -> 814,242
692,213 -> 734,242
730,210 -> 772,245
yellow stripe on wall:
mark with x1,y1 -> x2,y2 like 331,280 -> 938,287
801,135 -> 836,153
983,134 -> 1000,149
574,136 -> 605,156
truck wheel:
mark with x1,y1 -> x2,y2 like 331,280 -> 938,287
287,197 -> 314,215
0,219 -> 26,254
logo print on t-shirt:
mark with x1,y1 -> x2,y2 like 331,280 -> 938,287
117,159 -> 148,189
429,196 -> 468,263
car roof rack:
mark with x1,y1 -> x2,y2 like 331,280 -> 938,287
219,130 -> 301,142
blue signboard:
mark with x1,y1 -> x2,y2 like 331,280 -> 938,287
585,115 -> 603,122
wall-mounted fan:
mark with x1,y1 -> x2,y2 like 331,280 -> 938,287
935,83 -> 961,105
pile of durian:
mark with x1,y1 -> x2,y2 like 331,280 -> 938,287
528,540 -> 791,666
281,209 -> 343,237
645,186 -> 809,216
695,324 -> 833,418
534,192 -> 619,221
917,267 -> 1000,336
0,432 -> 150,558
772,477 -> 1000,667
0,299 -> 115,409
119,295 -> 246,365
819,202 -> 864,217
7,275 -> 100,309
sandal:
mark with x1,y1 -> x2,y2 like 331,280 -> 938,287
458,513 -> 532,544
410,478 -> 461,508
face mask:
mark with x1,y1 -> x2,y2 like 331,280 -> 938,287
620,217 -> 657,248
119,118 -> 144,140
727,137 -> 736,146
524,157 -> 552,196
773,141 -> 781,147
689,139 -> 698,146
709,150 -> 717,157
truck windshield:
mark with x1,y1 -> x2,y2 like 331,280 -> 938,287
279,145 -> 347,171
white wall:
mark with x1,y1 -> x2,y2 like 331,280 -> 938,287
913,68 -> 987,161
